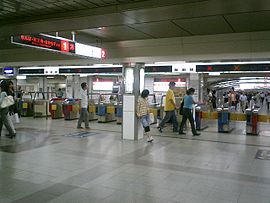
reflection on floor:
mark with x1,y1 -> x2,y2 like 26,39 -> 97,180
1,117 -> 270,203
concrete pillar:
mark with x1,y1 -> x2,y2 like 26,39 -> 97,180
122,63 -> 145,140
189,73 -> 199,101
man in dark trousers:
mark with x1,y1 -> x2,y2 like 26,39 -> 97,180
157,81 -> 178,133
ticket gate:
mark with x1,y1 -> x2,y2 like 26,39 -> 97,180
20,98 -> 34,117
116,104 -> 123,124
98,104 -> 116,123
88,93 -> 99,121
49,98 -> 64,119
88,104 -> 98,121
195,105 -> 208,131
97,93 -> 120,123
246,108 -> 260,135
63,98 -> 80,120
217,107 -> 233,133
33,92 -> 55,118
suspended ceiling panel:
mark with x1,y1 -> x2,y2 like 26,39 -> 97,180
129,21 -> 190,38
0,0 -> 146,22
173,16 -> 233,35
80,25 -> 152,41
225,11 -> 270,33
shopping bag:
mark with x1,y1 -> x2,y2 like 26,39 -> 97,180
14,113 -> 20,123
149,113 -> 155,124
0,96 -> 14,109
7,113 -> 16,134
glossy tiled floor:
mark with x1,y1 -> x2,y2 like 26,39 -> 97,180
1,117 -> 270,203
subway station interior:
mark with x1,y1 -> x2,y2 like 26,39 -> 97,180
1,1 -> 270,203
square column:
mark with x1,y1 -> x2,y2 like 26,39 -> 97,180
122,63 -> 145,140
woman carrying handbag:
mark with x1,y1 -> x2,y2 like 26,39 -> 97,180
0,80 -> 16,138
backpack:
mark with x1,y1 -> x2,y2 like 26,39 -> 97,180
179,100 -> 184,115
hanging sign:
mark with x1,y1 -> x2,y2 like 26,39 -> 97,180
11,34 -> 105,59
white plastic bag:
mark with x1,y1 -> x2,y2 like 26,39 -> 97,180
14,113 -> 20,124
149,113 -> 155,124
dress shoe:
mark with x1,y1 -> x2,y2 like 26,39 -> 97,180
7,133 -> 16,139
178,132 -> 186,135
193,133 -> 200,136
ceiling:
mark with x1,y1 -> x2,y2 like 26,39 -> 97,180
1,0 -> 270,63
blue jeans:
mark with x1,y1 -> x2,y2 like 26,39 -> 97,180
140,114 -> 150,128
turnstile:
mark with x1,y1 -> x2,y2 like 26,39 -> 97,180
98,103 -> 116,123
217,107 -> 233,133
195,106 -> 208,131
49,98 -> 64,119
20,98 -> 33,117
246,108 -> 260,135
63,99 -> 80,120
116,104 -> 123,124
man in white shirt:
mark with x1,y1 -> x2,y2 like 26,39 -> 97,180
77,82 -> 90,129
239,92 -> 247,113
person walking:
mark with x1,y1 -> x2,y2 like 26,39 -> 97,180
77,82 -> 90,129
157,81 -> 178,133
0,80 -> 16,138
136,89 -> 153,142
178,88 -> 200,136
239,92 -> 247,113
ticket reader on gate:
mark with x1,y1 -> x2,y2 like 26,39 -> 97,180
33,92 -> 55,118
62,98 -> 80,120
20,93 -> 34,117
246,108 -> 260,135
195,105 -> 208,131
97,93 -> 118,123
217,107 -> 233,133
88,93 -> 99,121
49,98 -> 64,119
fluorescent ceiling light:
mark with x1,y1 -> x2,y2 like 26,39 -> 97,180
16,75 -> 26,79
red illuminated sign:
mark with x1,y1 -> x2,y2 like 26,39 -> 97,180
101,49 -> 106,59
12,34 -> 106,59
11,34 -> 75,54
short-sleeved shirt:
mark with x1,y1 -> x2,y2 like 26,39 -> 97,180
164,89 -> 175,111
80,89 -> 88,108
183,95 -> 193,109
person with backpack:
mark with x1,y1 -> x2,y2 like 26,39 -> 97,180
178,88 -> 200,136
157,81 -> 178,133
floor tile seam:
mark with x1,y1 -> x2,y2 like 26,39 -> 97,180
133,159 -> 270,186
154,134 -> 270,148
52,148 -> 124,161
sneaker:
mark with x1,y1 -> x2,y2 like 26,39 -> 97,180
77,127 -> 83,129
147,136 -> 154,142
193,133 -> 200,136
157,127 -> 162,133
178,132 -> 186,135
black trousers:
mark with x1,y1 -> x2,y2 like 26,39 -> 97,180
179,108 -> 197,134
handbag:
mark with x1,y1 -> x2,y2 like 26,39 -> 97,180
1,95 -> 15,109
